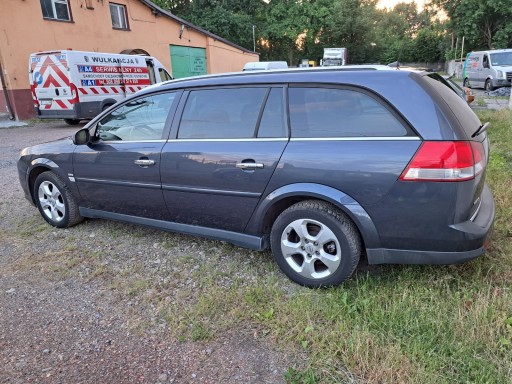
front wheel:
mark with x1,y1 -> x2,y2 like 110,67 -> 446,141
34,171 -> 83,228
64,119 -> 81,126
484,79 -> 495,92
270,200 -> 361,287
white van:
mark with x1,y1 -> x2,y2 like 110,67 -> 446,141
463,49 -> 512,91
242,61 -> 288,71
29,50 -> 172,125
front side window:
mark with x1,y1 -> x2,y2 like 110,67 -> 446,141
110,3 -> 128,30
40,0 -> 71,21
96,92 -> 177,141
159,68 -> 173,82
289,87 -> 408,138
483,55 -> 489,68
178,88 -> 267,139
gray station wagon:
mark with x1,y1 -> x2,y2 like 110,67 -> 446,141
18,68 -> 495,287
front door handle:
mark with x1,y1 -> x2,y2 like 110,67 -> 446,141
236,162 -> 264,170
134,159 -> 155,167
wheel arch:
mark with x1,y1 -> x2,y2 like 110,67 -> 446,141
27,159 -> 65,204
246,183 -> 382,250
485,77 -> 495,90
100,98 -> 117,111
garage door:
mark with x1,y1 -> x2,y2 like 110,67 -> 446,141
170,46 -> 207,79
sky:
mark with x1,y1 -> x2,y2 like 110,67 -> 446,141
377,0 -> 425,11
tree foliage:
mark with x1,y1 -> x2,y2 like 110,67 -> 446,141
152,0 -> 509,65
428,0 -> 512,50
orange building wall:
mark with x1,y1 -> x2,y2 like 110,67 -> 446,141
0,0 -> 258,119
206,37 -> 260,73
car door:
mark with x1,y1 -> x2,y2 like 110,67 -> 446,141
466,54 -> 478,86
72,91 -> 180,220
480,54 -> 491,86
160,87 -> 288,232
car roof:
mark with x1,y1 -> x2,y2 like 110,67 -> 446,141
138,65 -> 418,94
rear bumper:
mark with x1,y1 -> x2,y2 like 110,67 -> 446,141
368,184 -> 495,265
366,246 -> 487,265
35,106 -> 78,119
35,102 -> 102,120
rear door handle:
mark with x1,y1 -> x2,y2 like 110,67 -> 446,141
134,159 -> 155,167
236,162 -> 264,170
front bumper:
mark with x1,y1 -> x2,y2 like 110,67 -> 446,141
17,157 -> 35,205
492,78 -> 512,87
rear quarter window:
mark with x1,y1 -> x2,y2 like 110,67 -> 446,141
422,74 -> 482,139
288,87 -> 411,138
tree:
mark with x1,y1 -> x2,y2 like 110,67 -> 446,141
152,0 -> 266,51
320,0 -> 379,63
428,0 -> 512,49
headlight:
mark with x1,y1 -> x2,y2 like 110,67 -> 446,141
497,70 -> 504,79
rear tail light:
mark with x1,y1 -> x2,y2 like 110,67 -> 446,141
30,83 -> 39,108
400,141 -> 486,182
69,83 -> 79,104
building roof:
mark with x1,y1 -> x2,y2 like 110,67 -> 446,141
138,0 -> 257,55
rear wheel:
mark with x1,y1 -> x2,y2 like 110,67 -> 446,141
270,200 -> 361,287
484,79 -> 495,92
64,119 -> 81,126
34,171 -> 83,228
102,103 -> 114,112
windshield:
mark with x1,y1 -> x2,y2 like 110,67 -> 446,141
490,52 -> 512,66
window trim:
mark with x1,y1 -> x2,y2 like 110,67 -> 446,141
109,2 -> 130,31
40,0 -> 73,22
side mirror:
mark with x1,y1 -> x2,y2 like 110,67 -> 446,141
73,128 -> 91,145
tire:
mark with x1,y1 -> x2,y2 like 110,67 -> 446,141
270,200 -> 361,288
64,119 -> 81,126
484,79 -> 495,92
34,171 -> 83,228
102,104 -> 114,112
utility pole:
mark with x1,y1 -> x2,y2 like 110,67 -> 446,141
252,25 -> 256,52
509,86 -> 512,110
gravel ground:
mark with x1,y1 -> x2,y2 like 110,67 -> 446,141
0,121 -> 297,384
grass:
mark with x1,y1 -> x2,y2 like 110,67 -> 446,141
3,109 -> 511,383
475,97 -> 487,107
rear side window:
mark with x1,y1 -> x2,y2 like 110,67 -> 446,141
257,88 -> 286,138
178,88 -> 267,139
289,87 -> 409,138
424,74 -> 481,138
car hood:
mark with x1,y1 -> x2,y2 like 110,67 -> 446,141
494,64 -> 512,70
21,137 -> 75,157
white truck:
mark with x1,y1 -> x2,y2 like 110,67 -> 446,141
29,50 -> 173,125
321,48 -> 347,67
